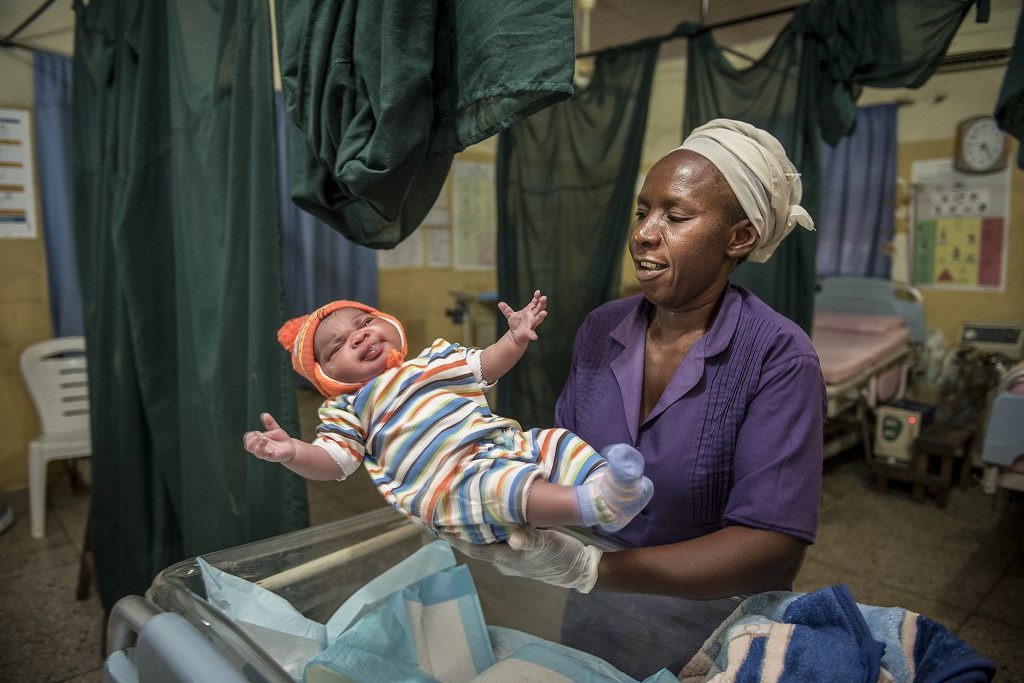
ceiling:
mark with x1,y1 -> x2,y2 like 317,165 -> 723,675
0,0 -> 1011,67
0,0 -> 802,57
0,0 -> 76,54
575,0 -> 800,59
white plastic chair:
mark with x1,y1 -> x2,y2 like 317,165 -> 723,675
20,337 -> 91,539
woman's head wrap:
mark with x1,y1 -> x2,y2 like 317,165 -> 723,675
277,300 -> 408,397
676,119 -> 814,263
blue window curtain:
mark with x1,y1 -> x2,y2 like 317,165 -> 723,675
33,49 -> 82,338
31,54 -> 374,341
816,103 -> 898,278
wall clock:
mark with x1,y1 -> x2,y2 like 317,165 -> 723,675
953,115 -> 1009,174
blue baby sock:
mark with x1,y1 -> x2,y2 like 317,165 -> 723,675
577,443 -> 654,532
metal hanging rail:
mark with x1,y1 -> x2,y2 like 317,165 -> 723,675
0,0 -> 61,49
574,1 -> 1001,74
574,2 -> 807,59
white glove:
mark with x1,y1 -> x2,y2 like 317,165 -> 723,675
445,526 -> 602,593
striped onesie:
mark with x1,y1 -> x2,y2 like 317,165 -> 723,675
314,338 -> 607,544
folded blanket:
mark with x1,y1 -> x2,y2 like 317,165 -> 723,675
679,585 -> 995,683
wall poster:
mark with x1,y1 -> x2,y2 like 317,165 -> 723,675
422,180 -> 451,269
377,229 -> 424,270
451,160 -> 496,270
910,158 -> 1009,291
0,108 -> 38,239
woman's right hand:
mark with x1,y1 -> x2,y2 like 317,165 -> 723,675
242,412 -> 296,464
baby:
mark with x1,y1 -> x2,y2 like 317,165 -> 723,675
243,291 -> 653,544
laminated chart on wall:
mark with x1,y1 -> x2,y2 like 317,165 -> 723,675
911,159 -> 1009,290
423,180 -> 451,269
377,229 -> 425,270
377,181 -> 452,270
452,160 -> 496,271
424,226 -> 451,268
0,108 -> 38,239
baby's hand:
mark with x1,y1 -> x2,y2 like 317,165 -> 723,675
499,289 -> 548,347
242,413 -> 296,464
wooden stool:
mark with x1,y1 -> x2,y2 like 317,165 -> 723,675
914,426 -> 973,506
869,425 -> 973,508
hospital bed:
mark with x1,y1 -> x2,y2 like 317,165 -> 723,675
103,507 -> 740,682
812,277 -> 926,459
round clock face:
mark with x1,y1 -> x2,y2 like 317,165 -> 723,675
960,117 -> 1005,171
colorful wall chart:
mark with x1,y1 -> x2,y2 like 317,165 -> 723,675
911,159 -> 1009,290
0,108 -> 38,239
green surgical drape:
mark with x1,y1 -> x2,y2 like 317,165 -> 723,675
73,0 -> 307,610
683,0 -> 980,331
496,43 -> 661,426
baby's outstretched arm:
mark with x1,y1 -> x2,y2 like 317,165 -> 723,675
243,412 -> 343,481
479,289 -> 548,384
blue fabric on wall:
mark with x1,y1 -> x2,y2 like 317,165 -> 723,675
33,50 -> 83,337
274,94 -> 378,316
817,104 -> 898,279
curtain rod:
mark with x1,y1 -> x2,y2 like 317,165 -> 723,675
575,2 -> 808,59
0,0 -> 60,48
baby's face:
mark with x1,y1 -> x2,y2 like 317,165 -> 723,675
314,308 -> 403,384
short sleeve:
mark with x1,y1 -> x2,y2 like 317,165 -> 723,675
314,400 -> 367,480
724,354 -> 826,543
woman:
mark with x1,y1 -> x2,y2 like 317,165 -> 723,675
452,120 -> 826,675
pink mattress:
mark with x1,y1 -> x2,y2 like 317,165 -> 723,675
812,312 -> 911,385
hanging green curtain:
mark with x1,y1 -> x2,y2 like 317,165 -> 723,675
682,21 -> 822,333
73,0 -> 307,611
166,0 -> 308,554
277,0 -> 576,249
496,42 -> 661,427
996,4 -> 1024,168
73,0 -> 181,611
682,0 -> 980,332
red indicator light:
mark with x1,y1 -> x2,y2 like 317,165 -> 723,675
908,416 -> 917,425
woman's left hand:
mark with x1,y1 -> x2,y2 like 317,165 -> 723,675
444,525 -> 601,593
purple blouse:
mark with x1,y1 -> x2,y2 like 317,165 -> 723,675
555,285 -> 826,548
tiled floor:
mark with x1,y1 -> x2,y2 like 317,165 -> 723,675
1,399 -> 1021,681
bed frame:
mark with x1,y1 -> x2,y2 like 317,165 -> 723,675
813,277 -> 925,460
981,363 -> 1024,495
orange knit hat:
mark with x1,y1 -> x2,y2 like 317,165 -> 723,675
277,300 -> 408,397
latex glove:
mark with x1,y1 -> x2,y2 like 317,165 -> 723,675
446,526 -> 602,593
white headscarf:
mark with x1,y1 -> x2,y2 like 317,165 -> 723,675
676,119 -> 814,263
